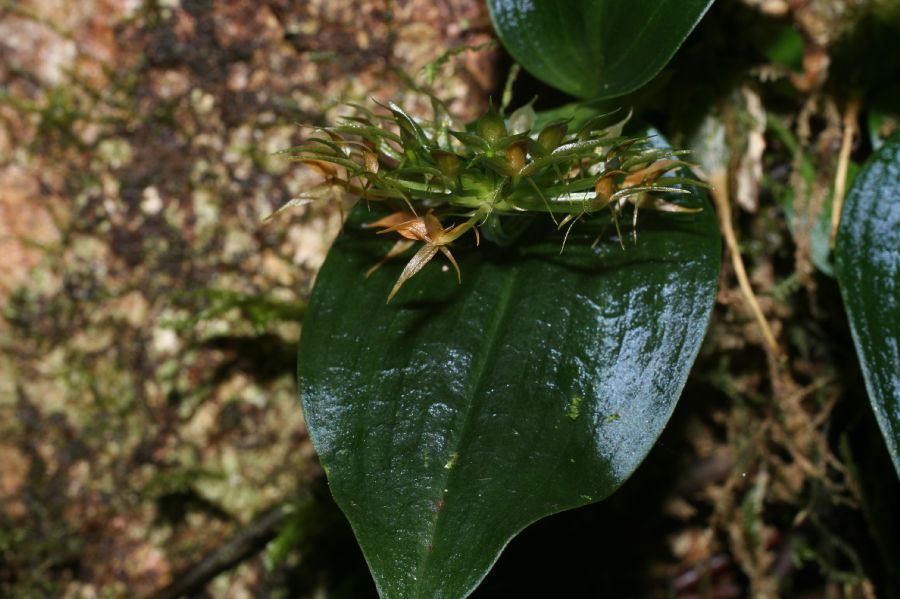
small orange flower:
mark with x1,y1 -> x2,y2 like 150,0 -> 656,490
366,211 -> 479,303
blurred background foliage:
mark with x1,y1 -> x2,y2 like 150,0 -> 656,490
1,0 -> 899,597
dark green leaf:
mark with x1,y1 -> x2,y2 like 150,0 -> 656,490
299,172 -> 719,596
487,0 -> 715,99
835,133 -> 900,477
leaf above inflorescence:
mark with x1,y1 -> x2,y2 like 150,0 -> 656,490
487,0 -> 715,100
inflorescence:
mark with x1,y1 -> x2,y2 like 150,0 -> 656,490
276,97 -> 704,301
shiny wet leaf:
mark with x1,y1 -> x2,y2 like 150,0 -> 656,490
835,132 -> 900,477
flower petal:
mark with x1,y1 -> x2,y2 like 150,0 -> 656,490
366,239 -> 415,277
387,244 -> 440,303
439,246 -> 462,283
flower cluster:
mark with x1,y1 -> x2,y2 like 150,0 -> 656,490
278,98 -> 703,300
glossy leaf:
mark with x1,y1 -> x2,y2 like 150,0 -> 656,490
835,133 -> 900,477
299,173 -> 719,598
487,0 -> 715,99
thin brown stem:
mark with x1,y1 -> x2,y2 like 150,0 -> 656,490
830,96 -> 861,246
710,173 -> 780,356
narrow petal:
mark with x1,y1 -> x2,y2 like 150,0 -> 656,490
633,195 -> 703,213
364,211 -> 416,229
424,211 -> 444,241
439,247 -> 461,283
376,217 -> 429,241
262,183 -> 334,222
366,239 -> 415,277
623,159 -> 691,188
300,158 -> 339,180
387,244 -> 440,303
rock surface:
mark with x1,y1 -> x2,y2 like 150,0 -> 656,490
0,1 -> 496,595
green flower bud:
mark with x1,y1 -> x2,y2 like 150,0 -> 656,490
537,123 -> 568,152
476,106 -> 507,144
505,141 -> 527,174
432,150 -> 461,177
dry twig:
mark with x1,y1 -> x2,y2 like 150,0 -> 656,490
830,96 -> 861,246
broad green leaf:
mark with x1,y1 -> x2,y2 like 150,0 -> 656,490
835,133 -> 900,477
298,167 -> 719,598
487,0 -> 715,100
